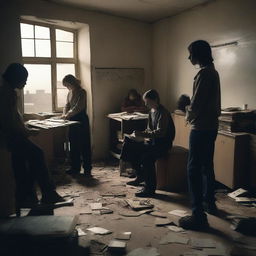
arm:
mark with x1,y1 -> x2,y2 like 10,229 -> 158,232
186,71 -> 210,122
65,90 -> 86,119
136,112 -> 169,139
0,91 -> 29,138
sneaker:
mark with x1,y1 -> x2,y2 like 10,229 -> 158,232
135,188 -> 155,198
127,178 -> 144,186
41,191 -> 66,204
179,214 -> 209,230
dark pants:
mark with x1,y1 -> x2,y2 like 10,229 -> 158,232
187,129 -> 218,216
69,113 -> 92,172
8,136 -> 54,203
120,137 -> 169,192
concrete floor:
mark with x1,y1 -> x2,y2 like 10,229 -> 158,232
51,162 -> 256,256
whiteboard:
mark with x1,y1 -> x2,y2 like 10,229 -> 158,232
92,68 -> 144,159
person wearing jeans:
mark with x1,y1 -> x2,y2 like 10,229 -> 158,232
120,89 -> 175,197
179,40 -> 221,230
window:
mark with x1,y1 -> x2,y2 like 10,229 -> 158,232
20,21 -> 78,113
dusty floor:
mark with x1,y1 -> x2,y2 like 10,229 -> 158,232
48,161 -> 256,256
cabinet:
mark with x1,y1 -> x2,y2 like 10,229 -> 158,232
172,112 -> 251,189
108,114 -> 148,159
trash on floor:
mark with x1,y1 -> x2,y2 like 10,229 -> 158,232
76,227 -> 87,236
90,240 -> 108,254
101,192 -> 126,198
228,188 -> 249,199
166,225 -> 185,232
90,203 -> 103,210
168,209 -> 189,217
108,240 -> 126,252
100,207 -> 114,215
87,227 -> 112,235
115,231 -> 132,240
159,232 -> 189,245
149,211 -> 168,218
155,218 -> 174,226
119,209 -> 153,217
125,199 -> 154,210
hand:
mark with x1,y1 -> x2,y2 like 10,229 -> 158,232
60,114 -> 67,120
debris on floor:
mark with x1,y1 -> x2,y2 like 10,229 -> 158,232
89,240 -> 108,254
149,211 -> 168,218
87,227 -> 112,235
101,192 -> 126,198
125,199 -> 154,210
228,188 -> 249,199
90,202 -> 103,210
126,247 -> 160,256
155,217 -> 174,226
115,231 -> 132,240
168,209 -> 189,217
108,239 -> 127,253
159,232 -> 189,245
119,208 -> 153,217
76,227 -> 87,236
166,225 -> 185,232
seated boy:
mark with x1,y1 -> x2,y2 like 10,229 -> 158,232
120,89 -> 175,197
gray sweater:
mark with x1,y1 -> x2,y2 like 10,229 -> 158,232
186,64 -> 221,130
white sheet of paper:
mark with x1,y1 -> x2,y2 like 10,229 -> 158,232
166,225 -> 185,232
87,227 -> 112,235
76,227 -> 87,236
168,209 -> 189,217
90,203 -> 103,210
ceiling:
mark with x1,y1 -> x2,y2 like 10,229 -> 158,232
46,0 -> 212,23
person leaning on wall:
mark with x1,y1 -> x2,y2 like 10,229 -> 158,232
179,40 -> 221,231
62,74 -> 92,177
0,63 -> 65,208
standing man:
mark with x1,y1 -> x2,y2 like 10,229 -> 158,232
179,40 -> 221,230
0,63 -> 64,207
120,89 -> 175,197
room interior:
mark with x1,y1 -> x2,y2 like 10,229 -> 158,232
0,0 -> 256,255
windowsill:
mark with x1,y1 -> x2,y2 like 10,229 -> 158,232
23,112 -> 62,121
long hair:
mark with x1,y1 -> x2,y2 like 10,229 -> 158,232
62,74 -> 81,88
188,40 -> 213,66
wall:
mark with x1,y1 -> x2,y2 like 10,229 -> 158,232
153,0 -> 256,111
1,0 -> 152,160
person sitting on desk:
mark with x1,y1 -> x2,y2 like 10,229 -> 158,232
121,89 -> 147,113
62,74 -> 92,177
0,63 -> 65,207
120,89 -> 175,197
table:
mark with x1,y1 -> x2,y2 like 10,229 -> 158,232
107,112 -> 148,159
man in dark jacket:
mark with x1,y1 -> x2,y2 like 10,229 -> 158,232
0,63 -> 64,207
120,89 -> 175,197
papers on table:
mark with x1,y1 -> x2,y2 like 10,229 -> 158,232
108,112 -> 148,121
26,118 -> 79,129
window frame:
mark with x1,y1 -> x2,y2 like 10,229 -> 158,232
20,19 -> 79,112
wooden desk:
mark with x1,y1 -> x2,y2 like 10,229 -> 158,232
172,112 -> 251,189
107,113 -> 148,159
